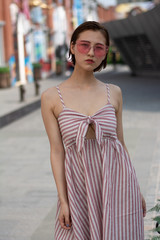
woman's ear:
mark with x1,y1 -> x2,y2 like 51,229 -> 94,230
70,42 -> 75,55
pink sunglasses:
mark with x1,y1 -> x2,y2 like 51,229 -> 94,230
76,40 -> 109,58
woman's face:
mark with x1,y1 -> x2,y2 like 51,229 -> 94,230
71,30 -> 108,72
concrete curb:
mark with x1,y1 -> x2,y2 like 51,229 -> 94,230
0,99 -> 41,128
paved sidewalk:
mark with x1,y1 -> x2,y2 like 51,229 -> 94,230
0,74 -> 66,128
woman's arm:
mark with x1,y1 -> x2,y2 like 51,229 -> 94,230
41,89 -> 72,228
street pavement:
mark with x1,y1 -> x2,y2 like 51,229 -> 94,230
0,66 -> 160,240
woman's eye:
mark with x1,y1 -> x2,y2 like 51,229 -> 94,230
96,46 -> 104,50
81,44 -> 89,48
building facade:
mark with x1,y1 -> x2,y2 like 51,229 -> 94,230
0,0 -> 114,87
0,0 -> 14,67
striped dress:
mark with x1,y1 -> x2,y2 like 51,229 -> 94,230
54,84 -> 144,240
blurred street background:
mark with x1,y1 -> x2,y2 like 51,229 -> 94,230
0,0 -> 160,240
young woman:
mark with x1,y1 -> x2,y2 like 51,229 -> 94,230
41,21 -> 146,240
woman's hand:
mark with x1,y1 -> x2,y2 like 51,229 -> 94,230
59,202 -> 72,230
141,193 -> 146,217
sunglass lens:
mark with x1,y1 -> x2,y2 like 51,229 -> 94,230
94,46 -> 106,57
77,43 -> 90,54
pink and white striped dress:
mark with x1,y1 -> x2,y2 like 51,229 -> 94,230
54,84 -> 144,240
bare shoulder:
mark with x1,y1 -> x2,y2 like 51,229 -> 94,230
109,83 -> 122,100
41,86 -> 59,109
108,84 -> 123,112
41,86 -> 58,99
109,83 -> 122,95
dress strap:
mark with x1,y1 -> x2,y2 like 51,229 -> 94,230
106,84 -> 110,103
56,86 -> 65,108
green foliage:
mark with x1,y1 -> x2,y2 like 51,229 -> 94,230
147,199 -> 160,240
148,203 -> 160,213
152,226 -> 160,233
150,237 -> 160,240
107,47 -> 125,65
56,60 -> 62,65
32,62 -> 42,68
153,216 -> 160,225
0,66 -> 10,73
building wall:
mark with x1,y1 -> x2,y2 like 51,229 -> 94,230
98,5 -> 116,23
0,0 -> 14,63
44,0 -> 53,30
0,0 -> 3,21
0,0 -> 5,65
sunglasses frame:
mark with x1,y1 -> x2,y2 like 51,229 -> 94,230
76,40 -> 109,58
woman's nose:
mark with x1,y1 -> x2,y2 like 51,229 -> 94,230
87,46 -> 94,56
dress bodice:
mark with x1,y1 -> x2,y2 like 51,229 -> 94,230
56,85 -> 117,152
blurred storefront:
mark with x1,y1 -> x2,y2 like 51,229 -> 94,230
1,0 -> 122,87
0,0 -> 51,87
82,0 -> 98,22
72,0 -> 83,27
53,2 -> 68,74
30,3 -> 49,75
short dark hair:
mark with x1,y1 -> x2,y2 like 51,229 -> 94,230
69,21 -> 110,72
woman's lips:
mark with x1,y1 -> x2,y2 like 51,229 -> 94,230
85,59 -> 95,64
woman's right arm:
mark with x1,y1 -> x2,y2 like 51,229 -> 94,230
41,90 -> 72,229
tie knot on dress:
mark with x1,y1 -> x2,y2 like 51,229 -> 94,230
76,117 -> 103,152
87,116 -> 93,125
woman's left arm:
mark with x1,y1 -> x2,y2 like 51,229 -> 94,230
115,85 -> 146,217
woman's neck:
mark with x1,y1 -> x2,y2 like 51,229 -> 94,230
68,65 -> 97,87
